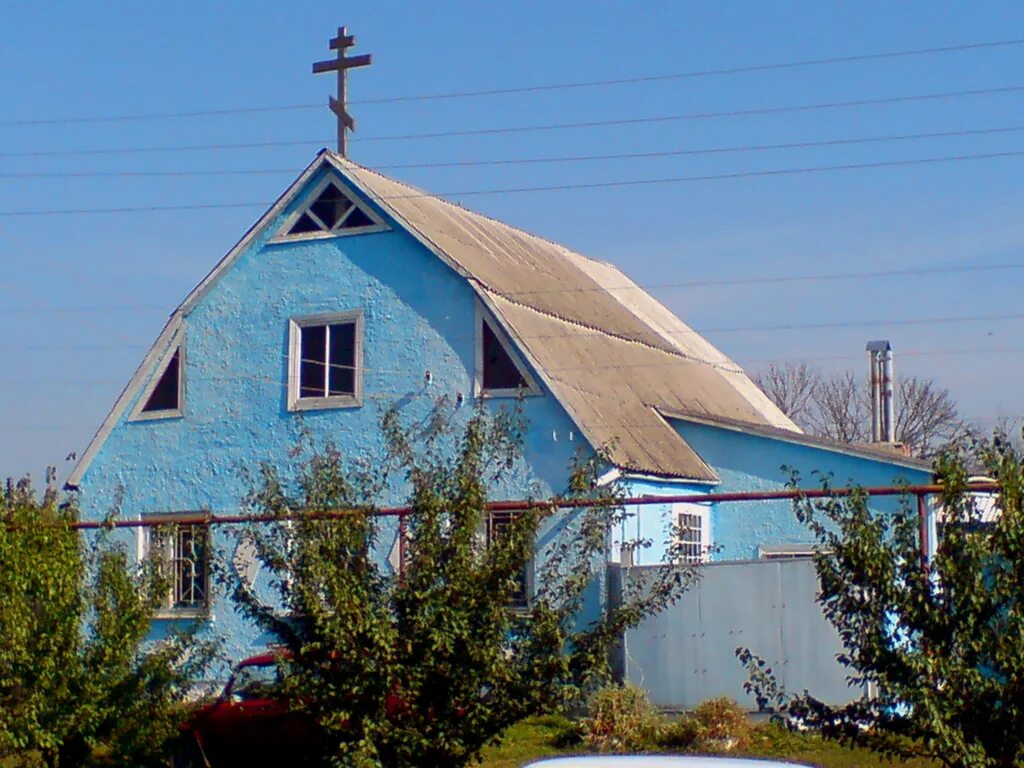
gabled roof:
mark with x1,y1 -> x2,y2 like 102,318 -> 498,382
327,154 -> 799,480
68,150 -> 800,487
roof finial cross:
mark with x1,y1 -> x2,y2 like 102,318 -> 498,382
312,25 -> 372,158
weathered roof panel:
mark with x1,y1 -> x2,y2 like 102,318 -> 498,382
329,154 -> 802,480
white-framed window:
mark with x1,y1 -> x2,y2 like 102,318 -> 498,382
674,503 -> 711,564
486,510 -> 531,611
141,518 -> 209,615
474,307 -> 541,398
129,343 -> 184,421
271,176 -> 388,242
287,311 -> 363,412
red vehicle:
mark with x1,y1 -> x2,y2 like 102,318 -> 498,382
174,653 -> 316,768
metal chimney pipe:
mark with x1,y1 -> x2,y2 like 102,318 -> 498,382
866,341 -> 892,443
882,346 -> 895,443
869,354 -> 881,442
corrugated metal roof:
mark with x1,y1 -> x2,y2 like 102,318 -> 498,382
331,154 -> 801,480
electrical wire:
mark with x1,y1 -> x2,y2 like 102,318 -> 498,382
354,85 -> 1024,144
4,261 -> 1024,315
7,308 -> 1024,357
3,83 -> 1023,158
2,148 -> 1021,217
5,124 -> 1023,179
2,38 -> 1021,127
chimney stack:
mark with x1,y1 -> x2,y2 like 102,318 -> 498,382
866,340 -> 895,443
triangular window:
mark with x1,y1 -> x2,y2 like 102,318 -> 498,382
478,314 -> 540,397
131,345 -> 184,420
277,178 -> 387,240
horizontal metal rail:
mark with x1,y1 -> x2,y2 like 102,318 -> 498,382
17,481 -> 998,531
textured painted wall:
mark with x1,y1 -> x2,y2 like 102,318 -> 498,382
671,420 -> 933,560
618,477 -> 711,566
76,166 -> 587,662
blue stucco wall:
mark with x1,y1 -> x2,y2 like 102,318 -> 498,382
618,476 -> 711,565
76,166 -> 587,662
670,420 -> 934,561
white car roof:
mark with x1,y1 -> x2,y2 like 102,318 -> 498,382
526,758 -> 804,767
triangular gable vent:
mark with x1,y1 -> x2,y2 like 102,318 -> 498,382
129,344 -> 184,421
275,176 -> 387,240
478,313 -> 540,396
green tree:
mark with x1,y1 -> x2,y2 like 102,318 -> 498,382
229,404 -> 697,768
0,473 -> 212,767
740,435 -> 1024,768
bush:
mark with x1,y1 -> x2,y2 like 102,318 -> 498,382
656,698 -> 752,753
578,684 -> 662,752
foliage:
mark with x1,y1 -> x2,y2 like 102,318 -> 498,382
576,684 -> 661,752
228,401 -> 699,768
753,362 -> 964,457
0,473 -> 212,768
478,714 -> 938,768
684,697 -> 752,751
739,435 -> 1024,768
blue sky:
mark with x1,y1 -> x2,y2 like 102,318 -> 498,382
2,1 -> 1023,480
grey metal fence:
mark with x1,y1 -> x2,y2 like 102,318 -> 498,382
612,557 -> 862,710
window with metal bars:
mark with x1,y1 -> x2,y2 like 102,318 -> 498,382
486,510 -> 530,610
146,522 -> 209,613
676,507 -> 709,564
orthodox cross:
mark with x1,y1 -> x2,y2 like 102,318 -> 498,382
312,26 -> 372,158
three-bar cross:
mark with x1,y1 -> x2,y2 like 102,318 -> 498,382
312,26 -> 372,158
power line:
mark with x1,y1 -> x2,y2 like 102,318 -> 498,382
354,85 -> 1024,143
7,308 -> 1024,355
3,83 -> 1023,158
2,148 -> 1021,217
3,262 -> 1023,315
2,38 -> 1021,126
6,125 -> 1023,179
701,311 -> 1024,335
504,262 -> 1024,295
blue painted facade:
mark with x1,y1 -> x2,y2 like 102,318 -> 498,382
679,419 -> 928,561
73,159 -> 934,663
74,166 -> 585,661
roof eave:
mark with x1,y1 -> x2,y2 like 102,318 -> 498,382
659,408 -> 934,473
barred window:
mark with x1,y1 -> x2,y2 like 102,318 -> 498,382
486,511 -> 530,610
675,505 -> 710,564
147,522 -> 209,612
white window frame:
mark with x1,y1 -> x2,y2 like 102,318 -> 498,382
139,515 -> 210,618
474,305 -> 541,399
287,310 -> 364,412
758,543 -> 820,560
674,502 -> 711,564
270,175 -> 389,243
128,337 -> 185,422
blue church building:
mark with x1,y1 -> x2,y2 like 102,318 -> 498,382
67,151 -> 932,664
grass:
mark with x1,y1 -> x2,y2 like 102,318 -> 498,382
480,716 -> 938,768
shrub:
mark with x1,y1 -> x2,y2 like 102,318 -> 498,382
656,697 -> 752,753
577,684 -> 662,752
689,697 -> 752,751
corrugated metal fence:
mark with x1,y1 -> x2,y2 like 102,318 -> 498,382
611,558 -> 861,710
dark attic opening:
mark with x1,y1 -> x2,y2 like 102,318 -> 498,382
142,349 -> 181,413
482,319 -> 528,392
283,181 -> 378,237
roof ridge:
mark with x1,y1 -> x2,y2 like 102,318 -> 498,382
480,284 -> 745,374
